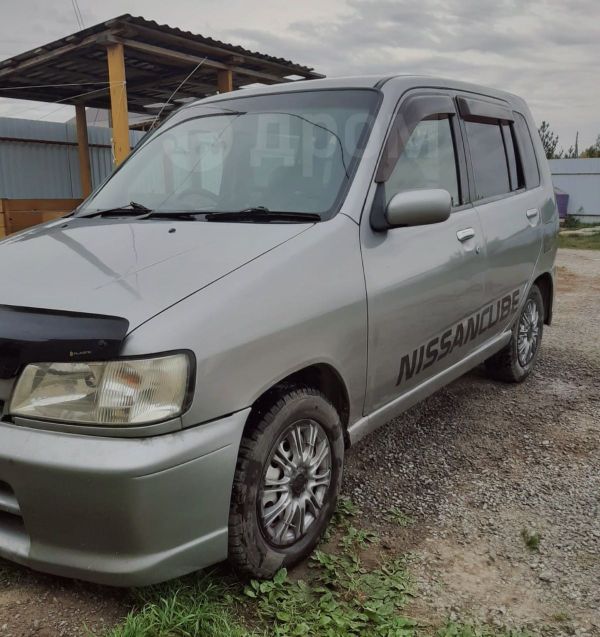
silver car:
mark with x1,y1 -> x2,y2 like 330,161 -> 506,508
0,76 -> 557,585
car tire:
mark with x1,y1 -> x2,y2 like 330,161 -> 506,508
228,386 -> 344,579
485,284 -> 544,383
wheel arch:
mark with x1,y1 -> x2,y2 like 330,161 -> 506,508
245,363 -> 351,447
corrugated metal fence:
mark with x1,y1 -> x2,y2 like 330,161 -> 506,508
0,117 -> 144,198
3,121 -> 599,224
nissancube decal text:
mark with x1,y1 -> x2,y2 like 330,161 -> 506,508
396,289 -> 521,386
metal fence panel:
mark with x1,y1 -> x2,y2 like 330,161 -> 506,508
0,117 -> 143,198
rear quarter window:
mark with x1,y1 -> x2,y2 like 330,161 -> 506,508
514,112 -> 541,189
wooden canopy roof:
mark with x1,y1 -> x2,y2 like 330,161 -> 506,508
0,14 -> 323,113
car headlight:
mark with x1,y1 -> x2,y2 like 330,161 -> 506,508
9,353 -> 192,426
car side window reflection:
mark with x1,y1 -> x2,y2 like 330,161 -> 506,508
384,116 -> 460,207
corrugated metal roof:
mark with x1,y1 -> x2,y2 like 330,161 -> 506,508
0,14 -> 322,113
122,15 -> 316,73
0,14 -> 318,75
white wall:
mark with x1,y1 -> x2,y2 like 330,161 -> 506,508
549,158 -> 600,220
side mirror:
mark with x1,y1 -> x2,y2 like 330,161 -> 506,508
385,189 -> 452,228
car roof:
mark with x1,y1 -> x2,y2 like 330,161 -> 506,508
185,74 -> 525,110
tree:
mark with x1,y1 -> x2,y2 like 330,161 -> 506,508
538,121 -> 561,159
580,134 -> 600,158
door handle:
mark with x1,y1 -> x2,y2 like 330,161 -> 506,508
526,208 -> 539,220
456,228 -> 475,242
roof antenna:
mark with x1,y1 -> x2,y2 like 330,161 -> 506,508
150,58 -> 207,130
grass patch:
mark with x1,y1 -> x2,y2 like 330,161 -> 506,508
101,572 -> 252,637
521,529 -> 541,552
99,499 -> 539,637
558,232 -> 600,249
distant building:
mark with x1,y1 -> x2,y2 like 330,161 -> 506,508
549,159 -> 600,223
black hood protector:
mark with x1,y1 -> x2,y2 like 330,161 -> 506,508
0,305 -> 129,379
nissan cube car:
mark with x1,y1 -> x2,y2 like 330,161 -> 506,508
0,75 -> 558,585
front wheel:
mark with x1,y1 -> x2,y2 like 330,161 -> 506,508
485,284 -> 544,382
228,386 -> 344,578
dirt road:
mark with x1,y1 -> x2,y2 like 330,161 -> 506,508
0,248 -> 598,636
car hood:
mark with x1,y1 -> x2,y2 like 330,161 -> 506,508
0,217 -> 312,329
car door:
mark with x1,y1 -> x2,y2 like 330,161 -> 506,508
361,91 -> 487,415
457,95 -> 543,339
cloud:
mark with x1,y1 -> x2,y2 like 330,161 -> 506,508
0,0 -> 598,149
226,0 -> 600,148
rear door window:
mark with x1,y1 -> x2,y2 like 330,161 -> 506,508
464,121 -> 511,201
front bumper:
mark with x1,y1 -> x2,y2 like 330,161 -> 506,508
0,409 -> 249,586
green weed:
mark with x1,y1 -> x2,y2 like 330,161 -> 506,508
521,529 -> 541,552
386,507 -> 415,527
246,557 -> 416,637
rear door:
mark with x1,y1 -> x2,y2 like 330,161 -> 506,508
457,95 -> 543,337
361,91 -> 487,414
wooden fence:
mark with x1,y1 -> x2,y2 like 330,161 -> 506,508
0,198 -> 83,237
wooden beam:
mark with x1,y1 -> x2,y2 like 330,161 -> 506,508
75,105 -> 93,197
119,39 -> 292,84
0,86 -> 110,104
106,42 -> 130,166
217,69 -> 233,93
0,35 -> 100,80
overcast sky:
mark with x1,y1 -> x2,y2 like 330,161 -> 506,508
0,0 -> 598,150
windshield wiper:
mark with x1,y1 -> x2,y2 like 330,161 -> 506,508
79,201 -> 152,218
204,207 -> 321,223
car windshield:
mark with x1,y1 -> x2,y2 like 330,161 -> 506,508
78,89 -> 380,219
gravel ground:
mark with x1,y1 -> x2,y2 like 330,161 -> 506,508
0,248 -> 598,636
344,248 -> 600,635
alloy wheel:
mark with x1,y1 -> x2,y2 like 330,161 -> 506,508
517,298 -> 540,367
258,419 -> 332,547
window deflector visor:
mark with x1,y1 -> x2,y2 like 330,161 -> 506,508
456,96 -> 514,123
376,94 -> 456,183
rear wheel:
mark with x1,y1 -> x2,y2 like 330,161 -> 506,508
228,386 -> 344,578
485,284 -> 544,382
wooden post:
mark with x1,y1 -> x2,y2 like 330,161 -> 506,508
106,42 -> 130,165
217,68 -> 233,93
0,199 -> 6,237
75,104 -> 92,197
